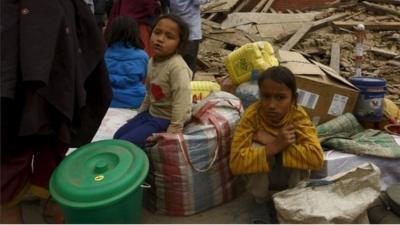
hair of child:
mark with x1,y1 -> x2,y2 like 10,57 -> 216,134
106,16 -> 144,49
257,66 -> 298,105
151,13 -> 190,55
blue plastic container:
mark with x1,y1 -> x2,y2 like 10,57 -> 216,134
349,76 -> 386,122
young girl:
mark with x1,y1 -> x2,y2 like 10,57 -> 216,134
105,16 -> 148,109
229,66 -> 324,223
113,14 -> 192,148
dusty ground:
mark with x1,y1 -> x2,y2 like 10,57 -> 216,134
20,191 -> 255,224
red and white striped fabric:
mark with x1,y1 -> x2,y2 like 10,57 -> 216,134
144,91 -> 244,216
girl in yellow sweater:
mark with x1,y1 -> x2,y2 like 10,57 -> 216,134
229,66 -> 324,223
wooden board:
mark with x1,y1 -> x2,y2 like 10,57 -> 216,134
199,39 -> 226,54
273,12 -> 348,44
233,0 -> 252,12
370,47 -> 399,58
362,1 -> 400,17
204,30 -> 253,47
280,22 -> 313,50
251,0 -> 269,12
364,0 -> 400,5
312,12 -> 350,30
201,0 -> 240,13
333,21 -> 400,30
221,12 -> 320,29
257,22 -> 304,39
261,0 -> 275,12
330,43 -> 341,74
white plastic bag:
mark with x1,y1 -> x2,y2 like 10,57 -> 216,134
273,163 -> 381,223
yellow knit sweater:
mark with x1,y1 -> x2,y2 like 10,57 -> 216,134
230,101 -> 324,175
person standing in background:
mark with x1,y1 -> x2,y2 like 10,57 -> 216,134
107,0 -> 161,57
169,0 -> 209,75
1,0 -> 112,222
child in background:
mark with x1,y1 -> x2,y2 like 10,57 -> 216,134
229,66 -> 324,223
105,16 -> 148,109
114,14 -> 192,148
107,0 -> 161,56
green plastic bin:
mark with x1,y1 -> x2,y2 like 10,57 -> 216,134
49,140 -> 149,224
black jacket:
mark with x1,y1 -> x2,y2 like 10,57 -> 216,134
1,0 -> 112,149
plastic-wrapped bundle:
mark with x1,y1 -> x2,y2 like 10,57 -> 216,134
235,70 -> 260,109
143,92 -> 244,216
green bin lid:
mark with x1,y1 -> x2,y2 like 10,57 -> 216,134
50,140 -> 149,208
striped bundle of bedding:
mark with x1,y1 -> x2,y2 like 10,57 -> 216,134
144,92 -> 244,216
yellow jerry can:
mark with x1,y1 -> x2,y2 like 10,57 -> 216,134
224,41 -> 279,85
191,81 -> 221,103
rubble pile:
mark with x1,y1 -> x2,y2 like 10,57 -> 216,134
198,0 -> 400,106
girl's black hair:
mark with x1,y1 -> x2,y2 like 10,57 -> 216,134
151,14 -> 189,54
258,66 -> 298,105
106,16 -> 143,49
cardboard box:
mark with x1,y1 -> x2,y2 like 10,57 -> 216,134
279,50 -> 359,125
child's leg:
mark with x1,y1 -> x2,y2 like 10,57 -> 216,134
287,169 -> 309,188
246,173 -> 270,203
113,111 -> 151,139
114,113 -> 170,148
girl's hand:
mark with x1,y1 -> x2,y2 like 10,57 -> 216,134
275,124 -> 296,150
167,124 -> 183,134
145,134 -> 161,148
253,130 -> 275,145
265,124 -> 296,157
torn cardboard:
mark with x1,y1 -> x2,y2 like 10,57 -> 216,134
278,50 -> 359,125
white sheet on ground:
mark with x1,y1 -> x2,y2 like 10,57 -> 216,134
311,150 -> 400,190
66,108 -> 137,155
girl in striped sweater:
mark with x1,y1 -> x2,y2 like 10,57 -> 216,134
229,66 -> 324,223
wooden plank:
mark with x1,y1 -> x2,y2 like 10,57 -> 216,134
221,12 -> 320,29
370,47 -> 399,58
330,43 -> 341,74
207,13 -> 218,21
235,24 -> 253,33
199,39 -> 226,52
332,21 -> 400,30
257,22 -> 303,39
364,0 -> 400,5
388,60 -> 400,67
201,18 -> 221,29
233,0 -> 252,12
362,1 -> 400,16
257,23 -> 286,38
202,1 -> 227,13
201,0 -> 240,13
280,22 -> 313,50
204,31 -> 253,47
251,0 -> 269,12
312,12 -> 350,30
278,13 -> 349,47
261,0 -> 275,12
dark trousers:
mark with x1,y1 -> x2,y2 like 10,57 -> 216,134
182,39 -> 200,78
113,111 -> 170,148
1,140 -> 68,204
